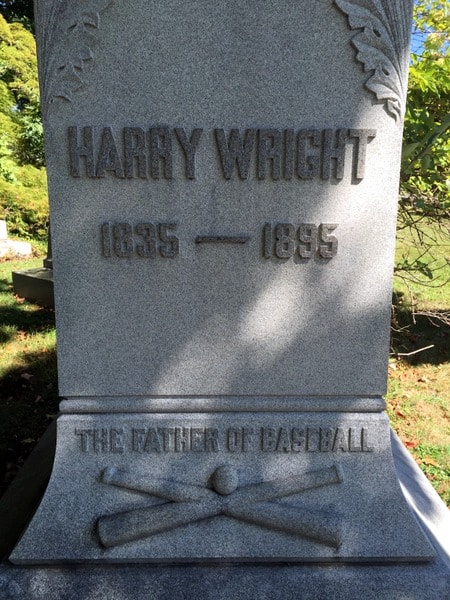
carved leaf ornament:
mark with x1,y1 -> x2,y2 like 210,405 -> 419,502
334,0 -> 411,121
37,1 -> 112,117
55,11 -> 99,100
39,0 -> 409,123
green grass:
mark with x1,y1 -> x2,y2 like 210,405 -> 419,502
0,255 -> 58,494
394,221 -> 450,310
0,257 -> 56,369
388,220 -> 450,507
414,444 -> 450,502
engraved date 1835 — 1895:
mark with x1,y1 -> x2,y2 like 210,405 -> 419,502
100,222 -> 338,260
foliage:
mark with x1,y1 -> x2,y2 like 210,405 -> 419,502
0,13 -> 47,240
397,1 -> 450,288
0,165 -> 48,239
0,0 -> 34,32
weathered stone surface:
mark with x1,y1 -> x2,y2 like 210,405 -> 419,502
10,0 -> 441,583
36,0 -> 410,399
11,413 -> 433,563
3,434 -> 449,598
11,268 -> 54,308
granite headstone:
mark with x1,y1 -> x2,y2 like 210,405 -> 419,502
12,230 -> 54,307
0,220 -> 7,241
0,220 -> 32,258
8,0 -> 445,587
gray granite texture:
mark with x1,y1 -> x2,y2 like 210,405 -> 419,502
11,413 -> 433,563
18,0 -> 438,581
35,0 -> 412,399
11,268 -> 54,308
1,431 -> 449,599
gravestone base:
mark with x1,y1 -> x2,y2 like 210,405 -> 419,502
1,429 -> 449,600
0,240 -> 32,259
12,268 -> 54,308
0,560 -> 449,600
11,410 -> 434,564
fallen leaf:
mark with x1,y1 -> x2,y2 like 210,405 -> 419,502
421,457 -> 439,467
20,372 -> 33,381
405,440 -> 418,449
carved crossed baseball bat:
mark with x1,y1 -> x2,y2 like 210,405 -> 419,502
97,465 -> 342,549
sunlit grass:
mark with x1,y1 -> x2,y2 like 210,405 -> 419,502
388,221 -> 450,506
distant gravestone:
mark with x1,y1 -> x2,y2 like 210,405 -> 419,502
0,220 -> 7,241
8,1 -> 449,595
0,220 -> 32,258
11,228 -> 54,307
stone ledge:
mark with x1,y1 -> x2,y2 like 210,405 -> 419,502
0,240 -> 32,259
11,268 -> 54,308
0,427 -> 448,598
